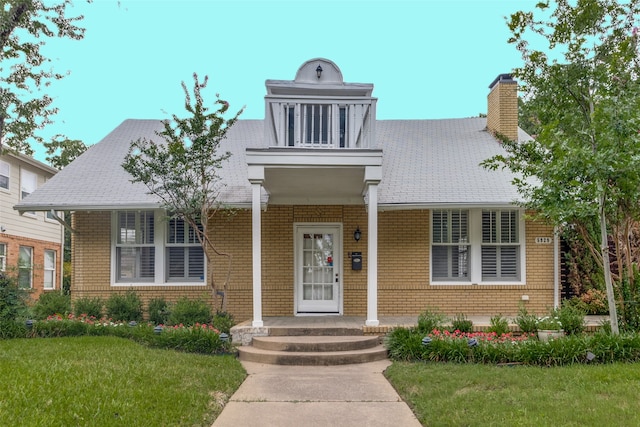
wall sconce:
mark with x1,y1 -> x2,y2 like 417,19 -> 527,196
353,226 -> 361,242
316,65 -> 323,79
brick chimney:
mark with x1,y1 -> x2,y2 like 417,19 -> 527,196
487,74 -> 518,141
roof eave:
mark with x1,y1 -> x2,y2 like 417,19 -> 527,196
13,202 -> 162,212
378,201 -> 524,211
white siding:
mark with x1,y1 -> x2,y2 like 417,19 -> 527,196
0,154 -> 62,244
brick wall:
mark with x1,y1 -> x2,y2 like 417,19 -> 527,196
71,207 -> 556,322
0,232 -> 62,300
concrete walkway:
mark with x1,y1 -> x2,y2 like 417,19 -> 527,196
212,359 -> 422,427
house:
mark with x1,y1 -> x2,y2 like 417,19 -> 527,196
1,152 -> 64,297
15,58 -> 559,326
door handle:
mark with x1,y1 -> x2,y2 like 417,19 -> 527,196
335,273 -> 339,283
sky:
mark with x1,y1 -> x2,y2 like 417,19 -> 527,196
31,0 -> 540,162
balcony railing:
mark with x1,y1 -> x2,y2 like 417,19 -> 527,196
265,99 -> 376,149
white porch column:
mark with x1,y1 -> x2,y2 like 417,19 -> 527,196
249,173 -> 264,327
365,180 -> 380,327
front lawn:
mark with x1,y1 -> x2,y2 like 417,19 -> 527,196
0,336 -> 246,426
386,362 -> 640,426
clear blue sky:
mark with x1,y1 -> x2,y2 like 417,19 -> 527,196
34,0 -> 540,160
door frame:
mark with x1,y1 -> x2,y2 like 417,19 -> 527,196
293,222 -> 343,316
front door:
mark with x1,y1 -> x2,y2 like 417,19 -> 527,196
295,225 -> 341,314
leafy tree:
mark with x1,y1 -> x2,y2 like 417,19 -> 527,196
44,136 -> 87,169
0,0 -> 86,156
122,73 -> 244,311
484,0 -> 640,333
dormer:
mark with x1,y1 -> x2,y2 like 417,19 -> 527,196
264,58 -> 377,148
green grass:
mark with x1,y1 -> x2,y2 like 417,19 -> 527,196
386,361 -> 640,426
0,336 -> 246,426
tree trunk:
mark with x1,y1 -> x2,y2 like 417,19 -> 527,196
600,192 -> 620,334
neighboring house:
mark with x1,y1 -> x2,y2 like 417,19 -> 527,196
1,152 -> 63,297
15,59 -> 558,326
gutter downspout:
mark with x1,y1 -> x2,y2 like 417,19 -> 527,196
50,210 -> 77,234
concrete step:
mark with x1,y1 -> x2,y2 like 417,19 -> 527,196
267,327 -> 363,336
238,344 -> 388,366
252,335 -> 379,352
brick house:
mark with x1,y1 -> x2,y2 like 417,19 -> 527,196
16,59 -> 558,326
1,152 -> 63,298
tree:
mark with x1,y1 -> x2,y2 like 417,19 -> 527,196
44,136 -> 87,169
0,0 -> 86,156
483,0 -> 640,334
122,73 -> 244,311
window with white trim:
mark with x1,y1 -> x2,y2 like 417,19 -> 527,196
481,210 -> 520,281
18,246 -> 33,289
116,211 -> 155,282
44,250 -> 56,289
432,209 -> 469,281
0,243 -> 6,271
20,169 -> 37,215
166,218 -> 204,281
113,211 -> 205,285
0,160 -> 9,190
20,169 -> 37,200
431,209 -> 523,284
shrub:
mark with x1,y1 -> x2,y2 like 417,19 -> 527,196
449,313 -> 473,333
556,303 -> 586,335
515,304 -> 538,333
416,308 -> 446,334
385,326 -> 640,366
487,314 -> 509,336
167,297 -> 212,326
153,324 -> 226,354
73,296 -> 104,318
0,320 -> 27,339
385,327 -> 426,361
0,274 -> 30,322
212,311 -> 235,334
31,316 -> 90,338
105,291 -> 143,322
570,288 -> 608,315
148,297 -> 170,325
32,292 -> 71,320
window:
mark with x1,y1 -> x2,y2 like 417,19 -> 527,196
481,210 -> 520,281
0,243 -> 6,271
431,209 -> 523,284
44,250 -> 56,289
0,160 -> 9,190
116,211 -> 155,282
20,169 -> 37,215
113,211 -> 205,285
18,246 -> 33,289
20,169 -> 37,199
166,218 -> 204,281
432,209 -> 469,281
284,104 -> 348,147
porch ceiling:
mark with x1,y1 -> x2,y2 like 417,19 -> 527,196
263,166 -> 366,205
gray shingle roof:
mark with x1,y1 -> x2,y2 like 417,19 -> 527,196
15,117 -> 524,211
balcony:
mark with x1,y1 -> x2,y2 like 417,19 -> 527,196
264,99 -> 376,149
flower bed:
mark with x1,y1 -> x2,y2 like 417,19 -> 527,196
385,326 -> 640,366
15,314 -> 232,355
